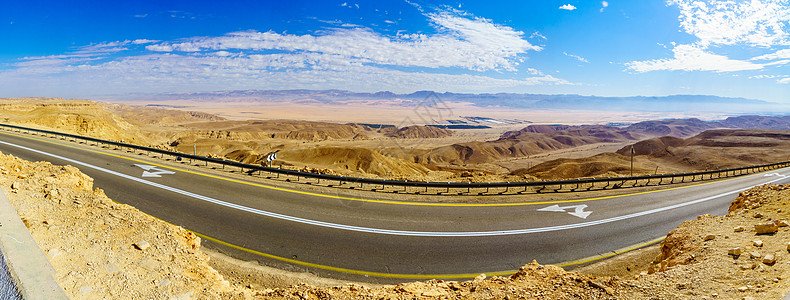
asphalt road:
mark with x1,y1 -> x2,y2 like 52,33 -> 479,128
2,130 -> 789,283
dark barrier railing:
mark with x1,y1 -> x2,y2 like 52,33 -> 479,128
1,123 -> 788,194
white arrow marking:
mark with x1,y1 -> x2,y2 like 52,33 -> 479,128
764,173 -> 787,178
134,164 -> 176,178
538,204 -> 593,219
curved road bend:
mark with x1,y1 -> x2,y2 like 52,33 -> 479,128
1,130 -> 789,282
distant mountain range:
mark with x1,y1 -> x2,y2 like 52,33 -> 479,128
113,89 -> 788,114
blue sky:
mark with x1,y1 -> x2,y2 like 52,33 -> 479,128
1,0 -> 789,102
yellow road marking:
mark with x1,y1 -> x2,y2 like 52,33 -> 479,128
0,130 -> 767,207
193,231 -> 664,279
556,236 -> 665,268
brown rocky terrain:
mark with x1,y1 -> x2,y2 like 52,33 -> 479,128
381,125 -> 454,139
510,129 -> 790,180
416,125 -> 639,167
4,151 -> 790,299
623,118 -> 721,137
1,98 -> 447,179
0,98 -> 151,145
5,97 -> 790,183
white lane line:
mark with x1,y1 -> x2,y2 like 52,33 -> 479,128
2,139 -> 788,237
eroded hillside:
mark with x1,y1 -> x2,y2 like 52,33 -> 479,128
511,129 -> 790,180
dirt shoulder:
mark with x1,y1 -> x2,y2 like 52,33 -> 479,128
4,151 -> 790,299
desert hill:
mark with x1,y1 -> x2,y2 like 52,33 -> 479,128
421,117 -> 790,181
0,98 -> 151,144
624,116 -> 790,138
382,125 -> 453,139
511,152 -> 641,180
163,119 -> 450,178
416,125 -> 638,166
721,115 -> 790,130
178,120 -> 374,141
103,103 -> 226,126
624,118 -> 720,137
511,129 -> 790,180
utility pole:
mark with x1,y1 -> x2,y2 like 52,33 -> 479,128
630,146 -> 634,177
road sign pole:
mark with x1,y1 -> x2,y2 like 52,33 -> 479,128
630,146 -> 634,177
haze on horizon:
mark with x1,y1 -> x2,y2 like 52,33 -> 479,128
1,0 -> 789,103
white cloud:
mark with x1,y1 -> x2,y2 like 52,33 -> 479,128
751,48 -> 790,60
767,59 -> 790,66
0,8 -> 570,97
559,4 -> 577,11
779,78 -> 790,84
132,39 -> 159,45
211,51 -> 233,57
145,44 -> 174,52
563,52 -> 589,63
144,10 -> 540,72
669,0 -> 790,48
0,52 -> 570,96
626,44 -> 764,72
76,41 -> 131,54
526,68 -> 544,75
529,31 -> 547,40
600,1 -> 608,12
628,0 -> 790,75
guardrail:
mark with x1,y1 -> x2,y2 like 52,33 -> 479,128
1,123 -> 788,195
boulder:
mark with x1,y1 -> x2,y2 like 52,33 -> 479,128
763,254 -> 776,265
755,223 -> 778,234
133,240 -> 151,251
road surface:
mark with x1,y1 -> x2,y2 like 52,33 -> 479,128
1,130 -> 788,282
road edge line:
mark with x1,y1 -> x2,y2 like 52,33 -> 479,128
557,236 -> 665,269
192,230 -> 664,280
